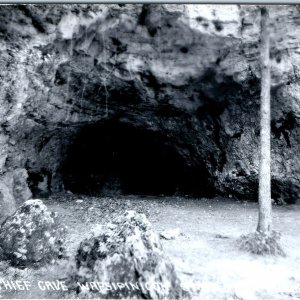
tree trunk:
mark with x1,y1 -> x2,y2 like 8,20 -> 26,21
257,7 -> 272,234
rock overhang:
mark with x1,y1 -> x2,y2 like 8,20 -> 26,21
0,4 -> 299,208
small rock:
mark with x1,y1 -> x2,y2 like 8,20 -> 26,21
160,228 -> 182,240
215,234 -> 229,239
76,199 -> 83,203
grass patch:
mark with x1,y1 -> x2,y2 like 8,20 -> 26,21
239,230 -> 286,256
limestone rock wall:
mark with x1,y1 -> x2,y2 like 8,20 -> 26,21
0,4 -> 299,210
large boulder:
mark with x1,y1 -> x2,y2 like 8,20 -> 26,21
0,199 -> 66,267
68,210 -> 189,299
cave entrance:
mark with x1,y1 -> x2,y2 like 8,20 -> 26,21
61,121 -> 212,197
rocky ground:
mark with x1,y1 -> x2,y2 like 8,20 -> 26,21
0,194 -> 299,299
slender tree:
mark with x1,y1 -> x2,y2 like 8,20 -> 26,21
257,6 -> 272,234
240,6 -> 285,256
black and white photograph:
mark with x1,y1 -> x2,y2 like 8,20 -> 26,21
0,2 -> 299,299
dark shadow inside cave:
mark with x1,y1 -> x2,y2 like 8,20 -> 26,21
61,121 -> 213,197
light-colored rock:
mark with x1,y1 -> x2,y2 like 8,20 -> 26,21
12,168 -> 32,206
0,180 -> 16,218
68,210 -> 189,299
0,169 -> 32,218
160,228 -> 182,240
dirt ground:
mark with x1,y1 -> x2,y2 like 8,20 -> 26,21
0,194 -> 299,299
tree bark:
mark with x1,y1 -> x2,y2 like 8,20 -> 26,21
257,7 -> 272,234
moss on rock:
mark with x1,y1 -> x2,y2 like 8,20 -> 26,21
0,199 -> 66,267
68,210 -> 189,299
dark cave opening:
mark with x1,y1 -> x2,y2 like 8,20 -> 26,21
61,121 -> 213,197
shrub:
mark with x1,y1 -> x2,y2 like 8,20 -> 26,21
239,230 -> 285,256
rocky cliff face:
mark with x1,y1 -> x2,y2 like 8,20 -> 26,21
0,4 -> 299,212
